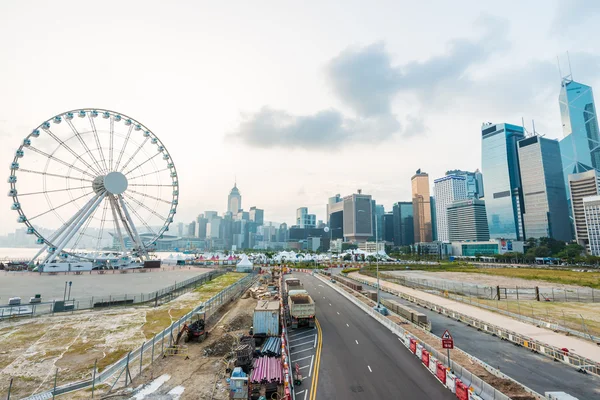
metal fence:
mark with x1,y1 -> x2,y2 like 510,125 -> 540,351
314,273 -> 523,400
378,273 -> 600,343
17,271 -> 258,400
348,274 -> 600,378
0,270 -> 222,319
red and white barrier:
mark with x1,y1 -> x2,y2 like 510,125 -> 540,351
421,349 -> 430,367
409,338 -> 417,354
455,379 -> 469,400
436,361 -> 446,385
446,370 -> 456,393
416,343 -> 423,359
428,355 -> 437,374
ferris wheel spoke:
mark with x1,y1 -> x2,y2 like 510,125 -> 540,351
122,152 -> 161,176
123,192 -> 168,222
71,197 -> 102,250
117,195 -> 145,253
114,125 -> 133,171
95,200 -> 110,251
127,167 -> 170,181
26,146 -> 96,179
119,136 -> 149,173
120,195 -> 156,237
127,188 -> 172,205
43,127 -> 102,176
65,120 -> 105,175
88,116 -> 109,173
18,185 -> 89,197
19,168 -> 93,182
109,196 -> 127,252
28,191 -> 95,221
129,183 -> 174,187
109,117 -> 115,171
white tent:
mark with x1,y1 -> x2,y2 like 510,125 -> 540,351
236,254 -> 254,272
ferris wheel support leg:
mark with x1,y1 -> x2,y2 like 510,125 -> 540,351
46,193 -> 105,265
33,194 -> 105,266
109,196 -> 128,253
118,195 -> 145,258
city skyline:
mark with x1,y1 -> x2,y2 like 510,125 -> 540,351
1,2 -> 600,235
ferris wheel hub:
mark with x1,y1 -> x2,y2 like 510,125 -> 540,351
104,171 -> 128,195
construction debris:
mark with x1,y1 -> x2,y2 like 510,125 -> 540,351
226,313 -> 253,332
203,333 -> 237,357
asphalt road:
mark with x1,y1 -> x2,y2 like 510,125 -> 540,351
295,272 -> 454,400
352,272 -> 600,399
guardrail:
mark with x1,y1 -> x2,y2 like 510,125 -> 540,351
348,274 -> 600,378
21,272 -> 259,400
313,272 -> 522,400
0,269 -> 222,319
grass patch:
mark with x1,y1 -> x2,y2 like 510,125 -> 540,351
142,272 -> 246,338
360,264 -> 600,289
97,348 -> 129,372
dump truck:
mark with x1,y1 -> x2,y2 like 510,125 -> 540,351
288,289 -> 315,329
284,277 -> 303,293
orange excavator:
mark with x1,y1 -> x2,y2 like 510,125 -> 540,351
175,312 -> 207,345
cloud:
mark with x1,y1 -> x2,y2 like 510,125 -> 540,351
230,106 -> 400,149
230,15 -> 512,150
551,0 -> 600,33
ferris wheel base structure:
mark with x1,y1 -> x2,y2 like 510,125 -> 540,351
8,108 -> 179,268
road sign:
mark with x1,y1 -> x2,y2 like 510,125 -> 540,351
442,329 -> 454,349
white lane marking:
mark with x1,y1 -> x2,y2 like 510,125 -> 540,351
289,330 -> 316,339
368,365 -> 372,372
336,312 -> 340,315
318,284 -> 323,287
355,340 -> 359,345
346,323 -> 349,327
291,340 -> 315,348
296,390 -> 305,395
291,348 -> 313,356
299,365 -> 310,370
290,334 -> 316,343
329,303 -> 332,306
313,334 -> 317,348
292,355 -> 313,362
323,297 -> 326,299
309,355 -> 314,377
304,390 -> 308,400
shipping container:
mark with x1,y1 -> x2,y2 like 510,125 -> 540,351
253,300 -> 280,336
144,260 -> 161,268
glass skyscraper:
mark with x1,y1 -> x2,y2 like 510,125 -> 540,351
392,202 -> 414,246
481,123 -> 525,240
518,136 -> 571,241
445,169 -> 484,199
559,79 -> 600,202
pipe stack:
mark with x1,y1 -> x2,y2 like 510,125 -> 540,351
250,356 -> 283,384
260,337 -> 282,357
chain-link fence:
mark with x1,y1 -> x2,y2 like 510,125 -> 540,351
17,272 -> 259,400
377,272 -> 600,343
0,270 -> 222,319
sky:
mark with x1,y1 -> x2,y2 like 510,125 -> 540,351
1,0 -> 600,235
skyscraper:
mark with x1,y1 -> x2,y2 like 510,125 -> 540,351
342,190 -> 372,242
196,214 -> 208,239
411,169 -> 432,243
568,170 -> 600,249
227,183 -> 242,214
249,206 -> 264,225
445,169 -> 484,199
296,207 -> 316,228
559,78 -> 600,194
433,175 -> 467,242
583,196 -> 600,256
517,136 -> 571,241
392,202 -> 414,246
371,202 -> 384,241
383,212 -> 395,244
430,196 -> 437,241
481,123 -> 526,240
447,199 -> 490,242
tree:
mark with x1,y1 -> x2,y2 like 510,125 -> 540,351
343,254 -> 352,261
342,243 -> 358,251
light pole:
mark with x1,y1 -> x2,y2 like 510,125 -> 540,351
359,208 -> 387,315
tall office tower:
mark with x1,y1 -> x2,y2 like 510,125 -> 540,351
187,221 -> 196,237
371,202 -> 384,241
430,196 -> 437,241
445,169 -> 484,199
227,182 -> 242,214
177,222 -> 184,237
447,199 -> 490,241
568,170 -> 600,249
559,78 -> 600,202
392,202 -> 414,246
583,196 -> 600,256
296,207 -> 316,228
411,169 -> 433,243
481,123 -> 526,240
204,211 -> 218,220
433,175 -> 467,242
383,212 -> 395,244
342,190 -> 373,242
206,217 -> 222,239
327,194 -> 342,224
249,206 -> 264,225
517,136 -> 571,241
196,214 -> 208,239
278,222 -> 289,242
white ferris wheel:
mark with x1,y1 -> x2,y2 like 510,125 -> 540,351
8,108 -> 179,266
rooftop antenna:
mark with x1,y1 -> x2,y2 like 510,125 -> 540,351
567,51 -> 573,81
532,119 -> 536,136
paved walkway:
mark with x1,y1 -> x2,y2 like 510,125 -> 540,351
350,272 -> 600,364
